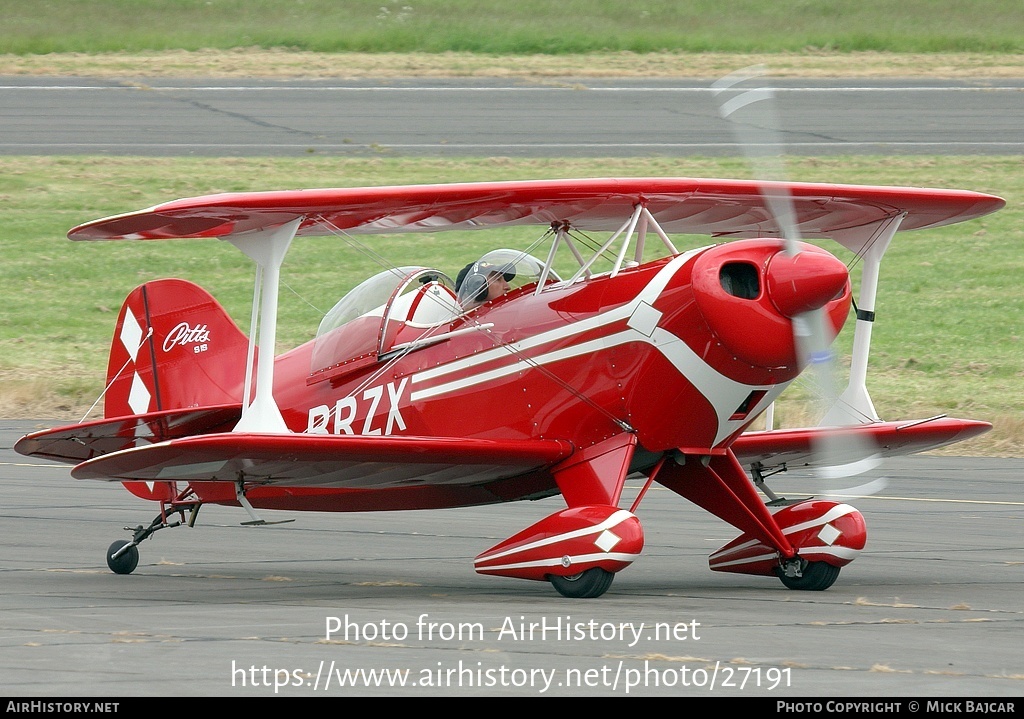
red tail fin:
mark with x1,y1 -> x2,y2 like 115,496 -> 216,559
105,279 -> 249,418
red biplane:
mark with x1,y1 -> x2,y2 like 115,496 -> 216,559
16,176 -> 1002,597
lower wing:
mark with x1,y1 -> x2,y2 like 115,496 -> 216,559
731,416 -> 991,470
68,432 -> 575,490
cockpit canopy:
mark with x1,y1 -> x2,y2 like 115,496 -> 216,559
316,266 -> 454,337
311,266 -> 458,379
309,252 -> 557,382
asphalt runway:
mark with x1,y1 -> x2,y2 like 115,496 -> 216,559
3,77 -> 1024,156
2,420 -> 1022,698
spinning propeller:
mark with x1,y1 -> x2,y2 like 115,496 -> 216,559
712,66 -> 886,497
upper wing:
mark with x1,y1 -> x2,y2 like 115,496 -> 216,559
68,432 -> 575,489
731,416 -> 992,470
67,177 -> 1004,242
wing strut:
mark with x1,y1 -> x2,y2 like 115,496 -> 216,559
227,218 -> 301,434
559,204 -> 680,286
824,213 -> 905,425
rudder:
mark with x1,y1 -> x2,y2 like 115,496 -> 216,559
106,279 -> 249,418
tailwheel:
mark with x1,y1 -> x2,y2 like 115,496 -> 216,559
549,567 -> 615,598
103,496 -> 201,575
106,540 -> 140,575
776,558 -> 840,591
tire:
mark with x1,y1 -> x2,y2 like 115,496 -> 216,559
106,540 -> 139,575
777,560 -> 840,591
549,567 -> 615,598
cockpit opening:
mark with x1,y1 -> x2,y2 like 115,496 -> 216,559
311,266 -> 459,378
308,251 -> 557,381
455,249 -> 552,310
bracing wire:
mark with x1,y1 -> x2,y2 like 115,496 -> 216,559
80,327 -> 154,423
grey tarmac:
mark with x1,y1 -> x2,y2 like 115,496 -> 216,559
2,420 -> 1021,697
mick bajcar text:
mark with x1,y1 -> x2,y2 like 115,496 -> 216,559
778,702 -> 1015,714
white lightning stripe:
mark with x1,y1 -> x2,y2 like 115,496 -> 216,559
781,504 -> 858,535
709,506 -> 863,567
414,323 -> 783,445
709,544 -> 861,569
477,552 -> 642,573
410,302 -> 629,385
649,326 -> 784,445
409,248 -> 785,445
475,509 -> 636,564
709,551 -> 780,569
413,250 -> 701,386
797,546 -> 861,561
412,329 -> 635,402
708,537 -> 764,561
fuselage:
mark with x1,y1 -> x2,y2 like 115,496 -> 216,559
274,239 -> 850,458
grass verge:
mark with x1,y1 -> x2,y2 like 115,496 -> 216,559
2,49 -> 1024,79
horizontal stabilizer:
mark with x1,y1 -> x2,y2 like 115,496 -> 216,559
14,405 -> 243,465
732,416 -> 992,470
69,432 -> 575,489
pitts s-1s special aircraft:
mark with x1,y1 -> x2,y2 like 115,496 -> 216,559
15,173 -> 1002,598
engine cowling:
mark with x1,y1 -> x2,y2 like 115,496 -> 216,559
689,239 -> 851,368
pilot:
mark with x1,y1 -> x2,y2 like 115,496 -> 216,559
455,260 -> 516,310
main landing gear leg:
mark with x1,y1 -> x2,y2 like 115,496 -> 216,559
654,450 -> 866,590
106,488 -> 202,575
474,433 -> 642,599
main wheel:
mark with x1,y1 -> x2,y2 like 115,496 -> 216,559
106,540 -> 139,575
777,560 -> 840,591
549,567 -> 614,598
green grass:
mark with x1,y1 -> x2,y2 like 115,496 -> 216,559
0,155 -> 1020,452
3,0 -> 1024,54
